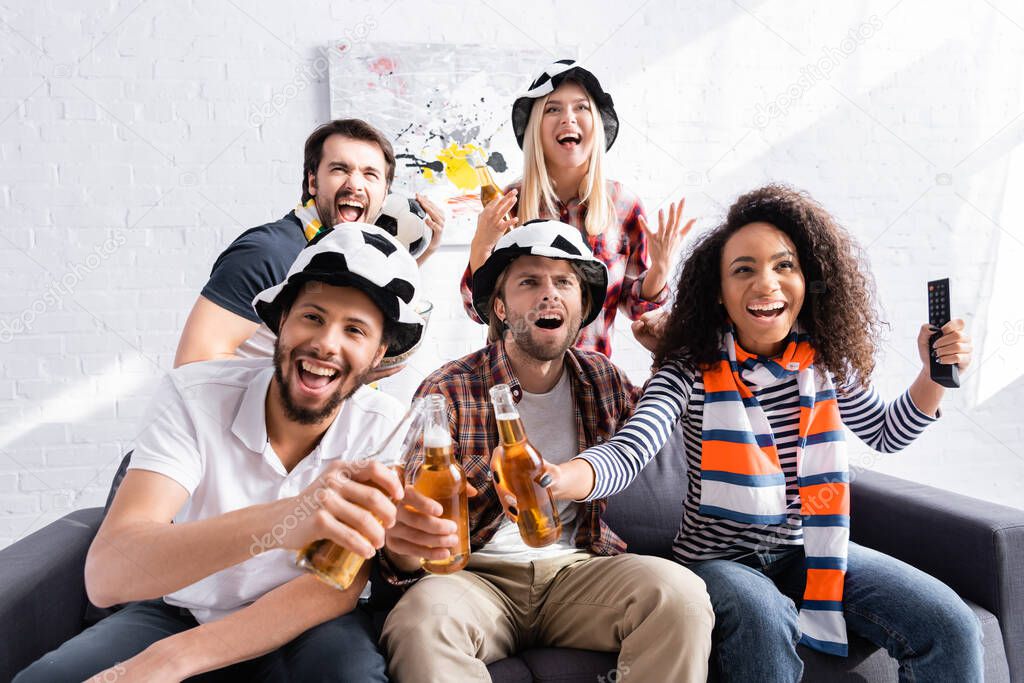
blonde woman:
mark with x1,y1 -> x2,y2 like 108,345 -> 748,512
460,59 -> 693,358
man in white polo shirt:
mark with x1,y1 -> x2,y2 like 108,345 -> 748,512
15,225 -> 427,682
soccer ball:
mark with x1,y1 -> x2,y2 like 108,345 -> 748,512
376,193 -> 430,258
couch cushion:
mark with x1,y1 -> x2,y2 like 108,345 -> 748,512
601,422 -> 687,559
488,600 -> 1009,683
485,648 -> 617,683
798,632 -> 897,681
0,507 -> 105,682
850,468 -> 1024,682
972,600 -> 1011,683
800,599 -> 1008,681
486,655 -> 535,683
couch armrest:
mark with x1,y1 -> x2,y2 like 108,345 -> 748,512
0,507 -> 104,681
850,469 -> 1024,682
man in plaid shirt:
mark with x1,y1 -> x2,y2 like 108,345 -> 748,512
459,180 -> 680,359
378,220 -> 713,683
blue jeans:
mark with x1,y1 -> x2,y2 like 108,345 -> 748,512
689,542 -> 984,682
14,598 -> 389,682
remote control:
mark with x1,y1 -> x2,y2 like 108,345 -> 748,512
927,278 -> 959,388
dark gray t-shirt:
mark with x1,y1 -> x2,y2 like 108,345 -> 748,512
200,212 -> 305,324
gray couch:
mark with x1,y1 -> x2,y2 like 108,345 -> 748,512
484,436 -> 1021,682
2,444 -> 1021,682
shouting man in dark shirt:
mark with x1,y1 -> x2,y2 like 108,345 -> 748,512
174,118 -> 445,367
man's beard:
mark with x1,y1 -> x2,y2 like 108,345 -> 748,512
504,308 -> 582,361
273,340 -> 370,425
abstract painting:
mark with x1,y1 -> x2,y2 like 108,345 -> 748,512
328,41 -> 561,244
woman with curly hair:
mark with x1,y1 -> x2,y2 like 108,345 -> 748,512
546,185 -> 982,681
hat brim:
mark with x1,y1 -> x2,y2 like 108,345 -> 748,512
253,271 -> 424,358
512,67 -> 619,151
471,248 -> 608,328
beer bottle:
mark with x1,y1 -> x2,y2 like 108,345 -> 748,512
488,383 -> 562,547
297,398 -> 425,590
472,150 -> 503,208
406,394 -> 470,574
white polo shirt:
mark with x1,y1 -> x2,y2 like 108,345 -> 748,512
128,358 -> 405,623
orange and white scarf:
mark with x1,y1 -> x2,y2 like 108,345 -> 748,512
701,327 -> 850,656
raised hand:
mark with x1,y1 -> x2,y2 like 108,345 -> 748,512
917,318 -> 973,372
415,193 -> 447,264
639,197 -> 695,275
469,189 -> 519,272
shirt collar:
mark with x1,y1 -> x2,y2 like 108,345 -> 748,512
487,339 -> 521,400
231,365 -> 359,466
559,194 -> 582,210
231,366 -> 274,454
563,346 -> 590,386
314,388 -> 363,462
486,339 -> 591,403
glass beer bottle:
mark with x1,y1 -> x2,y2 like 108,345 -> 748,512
296,398 -> 426,590
472,150 -> 503,208
407,394 -> 470,574
488,383 -> 561,547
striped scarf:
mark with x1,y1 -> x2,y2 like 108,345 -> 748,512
701,327 -> 850,657
295,198 -> 326,242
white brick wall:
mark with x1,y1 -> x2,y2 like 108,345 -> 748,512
1,0 -> 1023,548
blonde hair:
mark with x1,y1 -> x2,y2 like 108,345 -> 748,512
519,84 -> 615,236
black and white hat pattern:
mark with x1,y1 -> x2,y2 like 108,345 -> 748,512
471,219 -> 609,326
253,224 -> 424,357
511,59 -> 619,151
375,193 -> 430,259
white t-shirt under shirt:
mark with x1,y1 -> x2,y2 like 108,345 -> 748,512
128,358 -> 405,623
475,370 -> 582,563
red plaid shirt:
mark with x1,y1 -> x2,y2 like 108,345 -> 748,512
460,180 -> 669,358
378,340 -> 641,587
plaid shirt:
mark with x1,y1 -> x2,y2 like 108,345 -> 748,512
459,180 -> 669,358
378,340 -> 641,587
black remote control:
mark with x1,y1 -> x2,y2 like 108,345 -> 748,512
927,278 -> 959,388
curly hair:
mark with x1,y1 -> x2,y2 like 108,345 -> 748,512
654,184 -> 884,389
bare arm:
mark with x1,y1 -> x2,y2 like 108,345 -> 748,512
85,462 -> 403,608
85,470 -> 285,608
174,295 -> 259,368
90,568 -> 370,682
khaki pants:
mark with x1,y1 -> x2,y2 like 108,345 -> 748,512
381,551 -> 714,683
